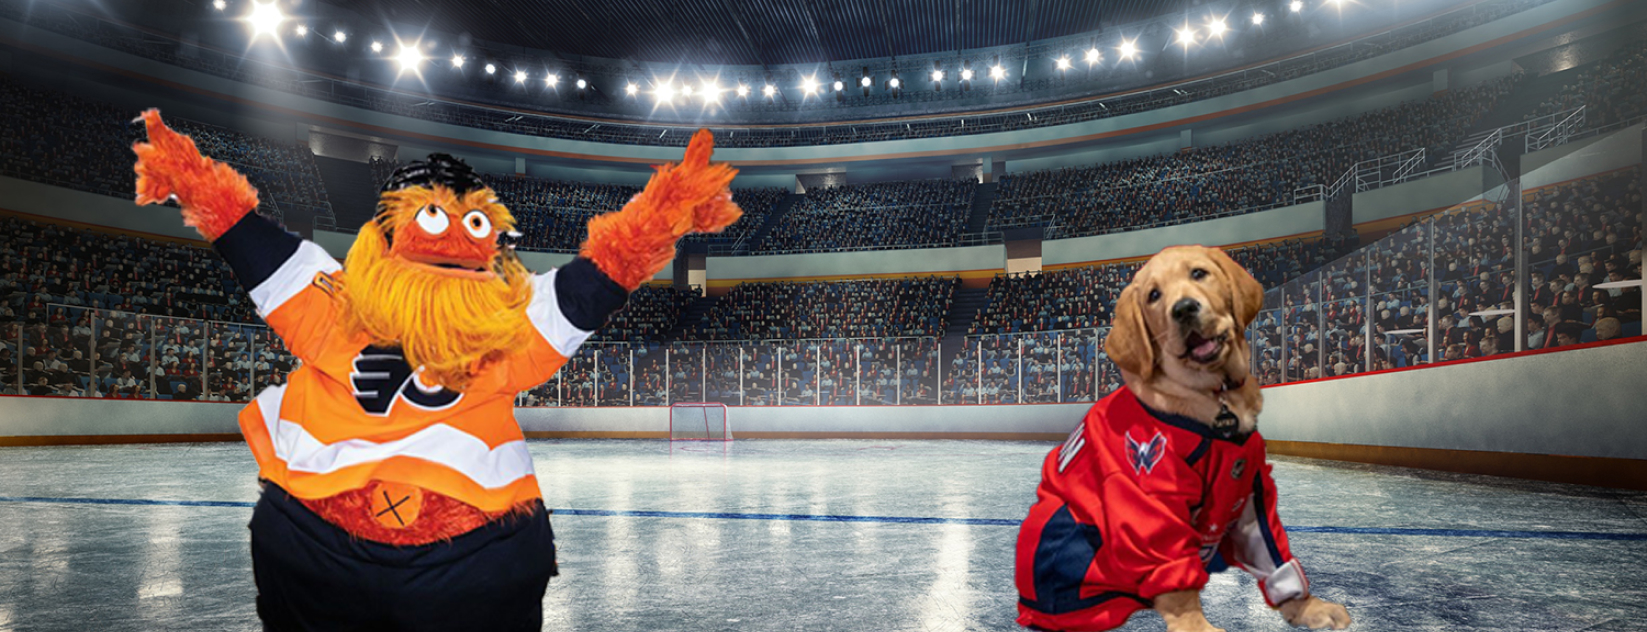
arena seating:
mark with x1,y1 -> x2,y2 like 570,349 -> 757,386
682,276 -> 958,341
989,77 -> 1519,237
755,180 -> 973,253
1526,40 -> 1647,128
588,285 -> 696,344
0,77 -> 332,226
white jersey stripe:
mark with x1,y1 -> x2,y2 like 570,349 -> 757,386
249,241 -> 341,318
525,269 -> 596,358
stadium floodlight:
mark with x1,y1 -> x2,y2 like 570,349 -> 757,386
1290,0 -> 1304,11
1118,39 -> 1138,61
960,68 -> 974,81
244,1 -> 285,40
700,80 -> 719,101
295,25 -> 307,37
1085,48 -> 1101,64
655,81 -> 676,103
888,76 -> 901,88
333,30 -> 347,43
545,72 -> 558,87
484,63 -> 496,75
762,84 -> 777,97
801,77 -> 819,95
394,46 -> 424,72
736,84 -> 749,97
1252,11 -> 1266,25
832,79 -> 844,91
370,40 -> 383,53
513,69 -> 527,83
680,84 -> 694,97
1055,55 -> 1071,70
576,78 -> 587,89
860,76 -> 872,87
213,0 -> 227,10
930,69 -> 944,82
450,54 -> 464,69
1328,0 -> 1344,5
1176,26 -> 1196,47
625,82 -> 639,95
989,65 -> 1005,80
1207,18 -> 1227,38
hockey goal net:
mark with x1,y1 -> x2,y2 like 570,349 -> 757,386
669,402 -> 733,441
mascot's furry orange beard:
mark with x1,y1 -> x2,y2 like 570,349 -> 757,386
338,220 -> 533,391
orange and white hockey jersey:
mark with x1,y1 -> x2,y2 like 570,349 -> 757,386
216,214 -> 625,513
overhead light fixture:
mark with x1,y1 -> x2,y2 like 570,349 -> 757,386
370,40 -> 383,53
930,69 -> 944,82
1118,39 -> 1139,61
1291,0 -> 1304,11
989,65 -> 1005,80
294,24 -> 307,37
700,80 -> 720,101
243,1 -> 285,40
545,72 -> 559,86
889,76 -> 901,88
213,0 -> 227,10
832,79 -> 844,91
736,84 -> 750,97
801,77 -> 819,95
450,54 -> 464,68
655,81 -> 675,103
1055,55 -> 1072,70
513,69 -> 527,83
576,78 -> 587,89
484,63 -> 496,75
956,68 -> 971,81
394,45 -> 424,72
625,82 -> 639,95
762,84 -> 776,98
680,84 -> 694,97
859,76 -> 872,87
1176,26 -> 1197,47
332,30 -> 346,43
1085,48 -> 1101,64
1207,18 -> 1227,38
1252,11 -> 1266,25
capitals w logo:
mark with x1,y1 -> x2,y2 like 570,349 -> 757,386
350,346 -> 462,416
1126,430 -> 1168,475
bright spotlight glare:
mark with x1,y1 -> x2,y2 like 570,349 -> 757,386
450,54 -> 464,68
1252,12 -> 1266,25
213,0 -> 227,10
737,84 -> 750,96
801,77 -> 819,94
513,70 -> 527,83
1207,18 -> 1227,38
576,78 -> 587,89
1290,0 -> 1304,11
930,69 -> 944,82
625,82 -> 639,95
370,40 -> 383,53
888,77 -> 901,88
1176,27 -> 1196,46
959,68 -> 974,81
1328,0 -> 1344,5
394,46 -> 424,72
860,76 -> 872,87
989,65 -> 1005,80
1118,39 -> 1139,61
1085,48 -> 1101,64
244,1 -> 285,40
1055,56 -> 1071,70
333,30 -> 346,43
544,73 -> 558,86
762,84 -> 777,97
701,81 -> 719,99
655,81 -> 675,103
295,24 -> 307,37
681,84 -> 694,97
484,63 -> 496,75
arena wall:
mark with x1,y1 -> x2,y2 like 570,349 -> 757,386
1521,123 -> 1644,188
1351,165 -> 1491,225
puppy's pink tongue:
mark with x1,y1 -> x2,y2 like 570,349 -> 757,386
1193,338 -> 1219,358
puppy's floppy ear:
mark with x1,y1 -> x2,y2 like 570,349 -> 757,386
1106,283 -> 1156,381
1207,247 -> 1264,329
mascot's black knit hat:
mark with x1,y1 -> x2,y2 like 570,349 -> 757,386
380,153 -> 487,196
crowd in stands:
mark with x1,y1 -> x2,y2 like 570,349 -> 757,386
682,277 -> 957,341
1521,168 -> 1642,348
1527,39 -> 1647,129
990,77 -> 1519,237
756,179 -> 973,253
369,158 -> 786,253
0,77 -> 331,225
969,265 -> 1139,336
587,285 -> 695,344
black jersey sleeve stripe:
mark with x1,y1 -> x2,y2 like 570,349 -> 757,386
552,256 -> 629,331
212,213 -> 302,292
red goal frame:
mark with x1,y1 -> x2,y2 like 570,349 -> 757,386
668,402 -> 732,441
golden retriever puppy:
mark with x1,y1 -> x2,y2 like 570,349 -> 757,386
1015,245 -> 1350,632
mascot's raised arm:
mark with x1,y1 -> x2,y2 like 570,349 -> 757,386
131,109 -> 740,631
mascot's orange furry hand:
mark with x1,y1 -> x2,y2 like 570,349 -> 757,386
131,109 -> 259,241
580,129 -> 741,290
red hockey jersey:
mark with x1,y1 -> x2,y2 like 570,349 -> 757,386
1015,386 -> 1308,631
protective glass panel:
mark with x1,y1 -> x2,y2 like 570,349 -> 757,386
2,321 -> 21,395
1320,252 -> 1368,377
1056,329 -> 1097,403
1021,332 -> 1061,403
254,326 -> 295,389
1522,170 -> 1641,350
702,343 -> 741,406
943,338 -> 982,404
151,315 -> 204,401
208,321 -> 256,402
1251,308 -> 1284,386
895,338 -> 940,405
593,344 -> 632,407
816,340 -> 854,405
632,342 -> 669,406
979,334 -> 1021,404
1369,221 -> 1430,369
777,341 -> 818,406
741,343 -> 778,406
856,339 -> 898,405
1282,271 -> 1322,382
1434,200 -> 1516,360
564,347 -> 597,407
668,343 -> 705,403
1093,328 -> 1122,398
37,305 -> 95,397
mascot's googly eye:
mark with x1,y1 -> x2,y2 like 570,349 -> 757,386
462,210 -> 492,239
414,206 -> 450,235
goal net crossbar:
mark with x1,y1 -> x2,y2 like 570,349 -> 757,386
669,402 -> 732,441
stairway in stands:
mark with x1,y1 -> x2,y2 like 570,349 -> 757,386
944,286 -> 991,338
312,156 -> 380,231
663,294 -> 720,343
741,192 -> 803,253
964,182 -> 997,235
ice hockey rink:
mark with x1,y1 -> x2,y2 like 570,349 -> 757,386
1,439 -> 1643,632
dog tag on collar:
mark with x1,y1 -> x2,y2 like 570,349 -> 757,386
1212,405 -> 1241,440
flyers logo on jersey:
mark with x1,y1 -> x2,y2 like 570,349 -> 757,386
1126,430 -> 1168,475
349,346 -> 462,416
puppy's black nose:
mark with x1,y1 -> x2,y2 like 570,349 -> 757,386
1171,298 -> 1201,323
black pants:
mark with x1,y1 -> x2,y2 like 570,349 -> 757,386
250,484 -> 558,632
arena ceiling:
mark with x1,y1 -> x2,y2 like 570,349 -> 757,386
350,0 -> 1188,66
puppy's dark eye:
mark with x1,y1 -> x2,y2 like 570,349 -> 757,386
1147,288 -> 1161,303
1191,268 -> 1208,280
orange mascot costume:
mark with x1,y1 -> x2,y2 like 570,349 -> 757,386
132,110 -> 739,631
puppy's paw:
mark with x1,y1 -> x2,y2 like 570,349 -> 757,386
1164,616 -> 1225,632
1278,596 -> 1352,629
